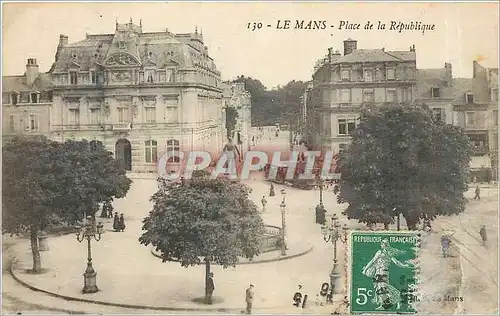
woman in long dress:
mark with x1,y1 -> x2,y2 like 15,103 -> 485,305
361,239 -> 413,310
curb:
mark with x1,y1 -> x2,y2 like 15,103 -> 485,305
9,257 -> 310,313
150,244 -> 314,265
9,258 -> 238,313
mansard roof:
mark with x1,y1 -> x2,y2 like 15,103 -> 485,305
333,49 -> 416,64
50,25 -> 218,74
2,73 -> 52,93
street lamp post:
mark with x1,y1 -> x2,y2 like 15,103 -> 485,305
322,214 -> 348,294
76,215 -> 104,294
315,177 -> 326,224
280,199 -> 287,256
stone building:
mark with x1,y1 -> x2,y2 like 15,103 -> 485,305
2,58 -> 53,138
3,20 -> 226,173
308,38 -> 417,152
221,81 -> 252,155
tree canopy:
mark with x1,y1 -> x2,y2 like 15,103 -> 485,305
336,105 -> 472,230
2,136 -> 132,271
139,175 -> 265,268
234,76 -> 307,128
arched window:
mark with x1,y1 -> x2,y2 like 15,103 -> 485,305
166,139 -> 180,163
145,140 -> 158,163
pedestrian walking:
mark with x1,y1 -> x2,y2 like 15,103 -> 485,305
104,201 -> 114,218
474,185 -> 481,200
269,183 -> 275,197
479,225 -> 487,245
113,212 -> 120,232
119,213 -> 126,232
245,284 -> 254,314
261,196 -> 267,212
440,234 -> 451,257
206,272 -> 215,304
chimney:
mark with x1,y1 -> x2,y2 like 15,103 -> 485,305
26,58 -> 39,85
444,63 -> 452,86
328,47 -> 333,62
59,34 -> 68,46
410,44 -> 416,52
343,38 -> 357,56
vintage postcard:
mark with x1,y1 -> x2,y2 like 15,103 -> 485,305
2,1 -> 498,315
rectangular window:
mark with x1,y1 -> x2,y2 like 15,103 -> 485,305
466,93 -> 474,104
431,87 -> 440,98
339,143 -> 349,154
466,112 -> 475,126
338,118 -> 347,135
492,89 -> 499,102
432,108 -> 442,121
158,71 -> 166,82
363,90 -> 375,102
146,71 -> 155,83
340,89 -> 351,103
347,118 -> 356,135
9,115 -> 15,132
28,114 -> 39,131
89,108 -> 101,124
11,93 -> 18,105
402,87 -> 410,102
139,72 -> 145,83
90,71 -> 97,84
145,107 -> 156,123
30,93 -> 38,103
387,68 -> 396,80
386,89 -> 397,103
341,69 -> 350,81
117,107 -> 129,123
363,69 -> 373,82
166,139 -> 180,163
166,69 -> 175,82
338,118 -> 357,135
494,110 -> 498,126
68,109 -> 80,125
144,140 -> 158,163
70,71 -> 78,85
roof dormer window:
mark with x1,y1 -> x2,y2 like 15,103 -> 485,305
11,93 -> 19,105
30,92 -> 39,104
431,87 -> 440,98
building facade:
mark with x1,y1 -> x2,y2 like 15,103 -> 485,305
2,21 -> 226,173
221,81 -> 252,154
2,59 -> 53,138
308,39 -> 417,152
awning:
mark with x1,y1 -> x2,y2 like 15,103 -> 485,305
470,155 -> 491,170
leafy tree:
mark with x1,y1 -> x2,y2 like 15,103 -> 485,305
337,105 -> 472,230
225,106 -> 239,139
2,136 -> 131,272
139,174 -> 265,303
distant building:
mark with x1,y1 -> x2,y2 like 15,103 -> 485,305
221,81 -> 251,154
2,58 -> 53,138
308,38 -> 417,152
2,20 -> 226,173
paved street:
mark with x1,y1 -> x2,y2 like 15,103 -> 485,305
3,130 -> 498,314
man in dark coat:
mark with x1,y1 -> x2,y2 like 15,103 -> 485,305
113,212 -> 120,232
119,213 -> 126,232
206,272 -> 215,304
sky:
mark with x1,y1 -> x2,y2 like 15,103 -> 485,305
2,2 -> 499,89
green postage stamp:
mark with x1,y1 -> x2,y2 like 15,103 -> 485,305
348,231 -> 421,314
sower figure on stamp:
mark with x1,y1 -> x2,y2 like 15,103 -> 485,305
474,185 -> 481,200
245,284 -> 254,314
361,239 -> 413,310
206,272 -> 215,304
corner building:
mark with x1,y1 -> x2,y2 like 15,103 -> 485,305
308,39 -> 417,153
50,21 -> 225,172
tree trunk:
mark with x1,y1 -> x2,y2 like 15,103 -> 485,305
30,228 -> 41,273
396,214 -> 400,231
204,259 -> 210,303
